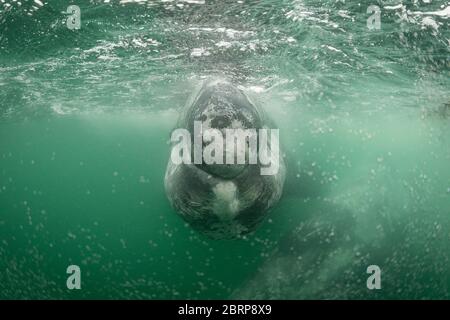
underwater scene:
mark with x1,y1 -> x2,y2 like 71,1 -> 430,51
0,0 -> 449,299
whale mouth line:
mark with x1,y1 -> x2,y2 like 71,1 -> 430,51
196,162 -> 250,180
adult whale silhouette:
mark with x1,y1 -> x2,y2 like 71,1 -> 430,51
164,79 -> 286,239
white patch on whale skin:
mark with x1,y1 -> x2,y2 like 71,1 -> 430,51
212,181 -> 240,221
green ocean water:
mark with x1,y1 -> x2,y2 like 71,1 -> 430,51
0,0 -> 449,299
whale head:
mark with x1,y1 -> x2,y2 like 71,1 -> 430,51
164,79 -> 286,239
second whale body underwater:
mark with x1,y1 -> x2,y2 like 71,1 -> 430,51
164,79 -> 286,239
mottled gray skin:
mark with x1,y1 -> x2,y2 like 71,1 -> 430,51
164,79 -> 286,239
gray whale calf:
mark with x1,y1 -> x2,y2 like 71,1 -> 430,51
164,79 -> 286,239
